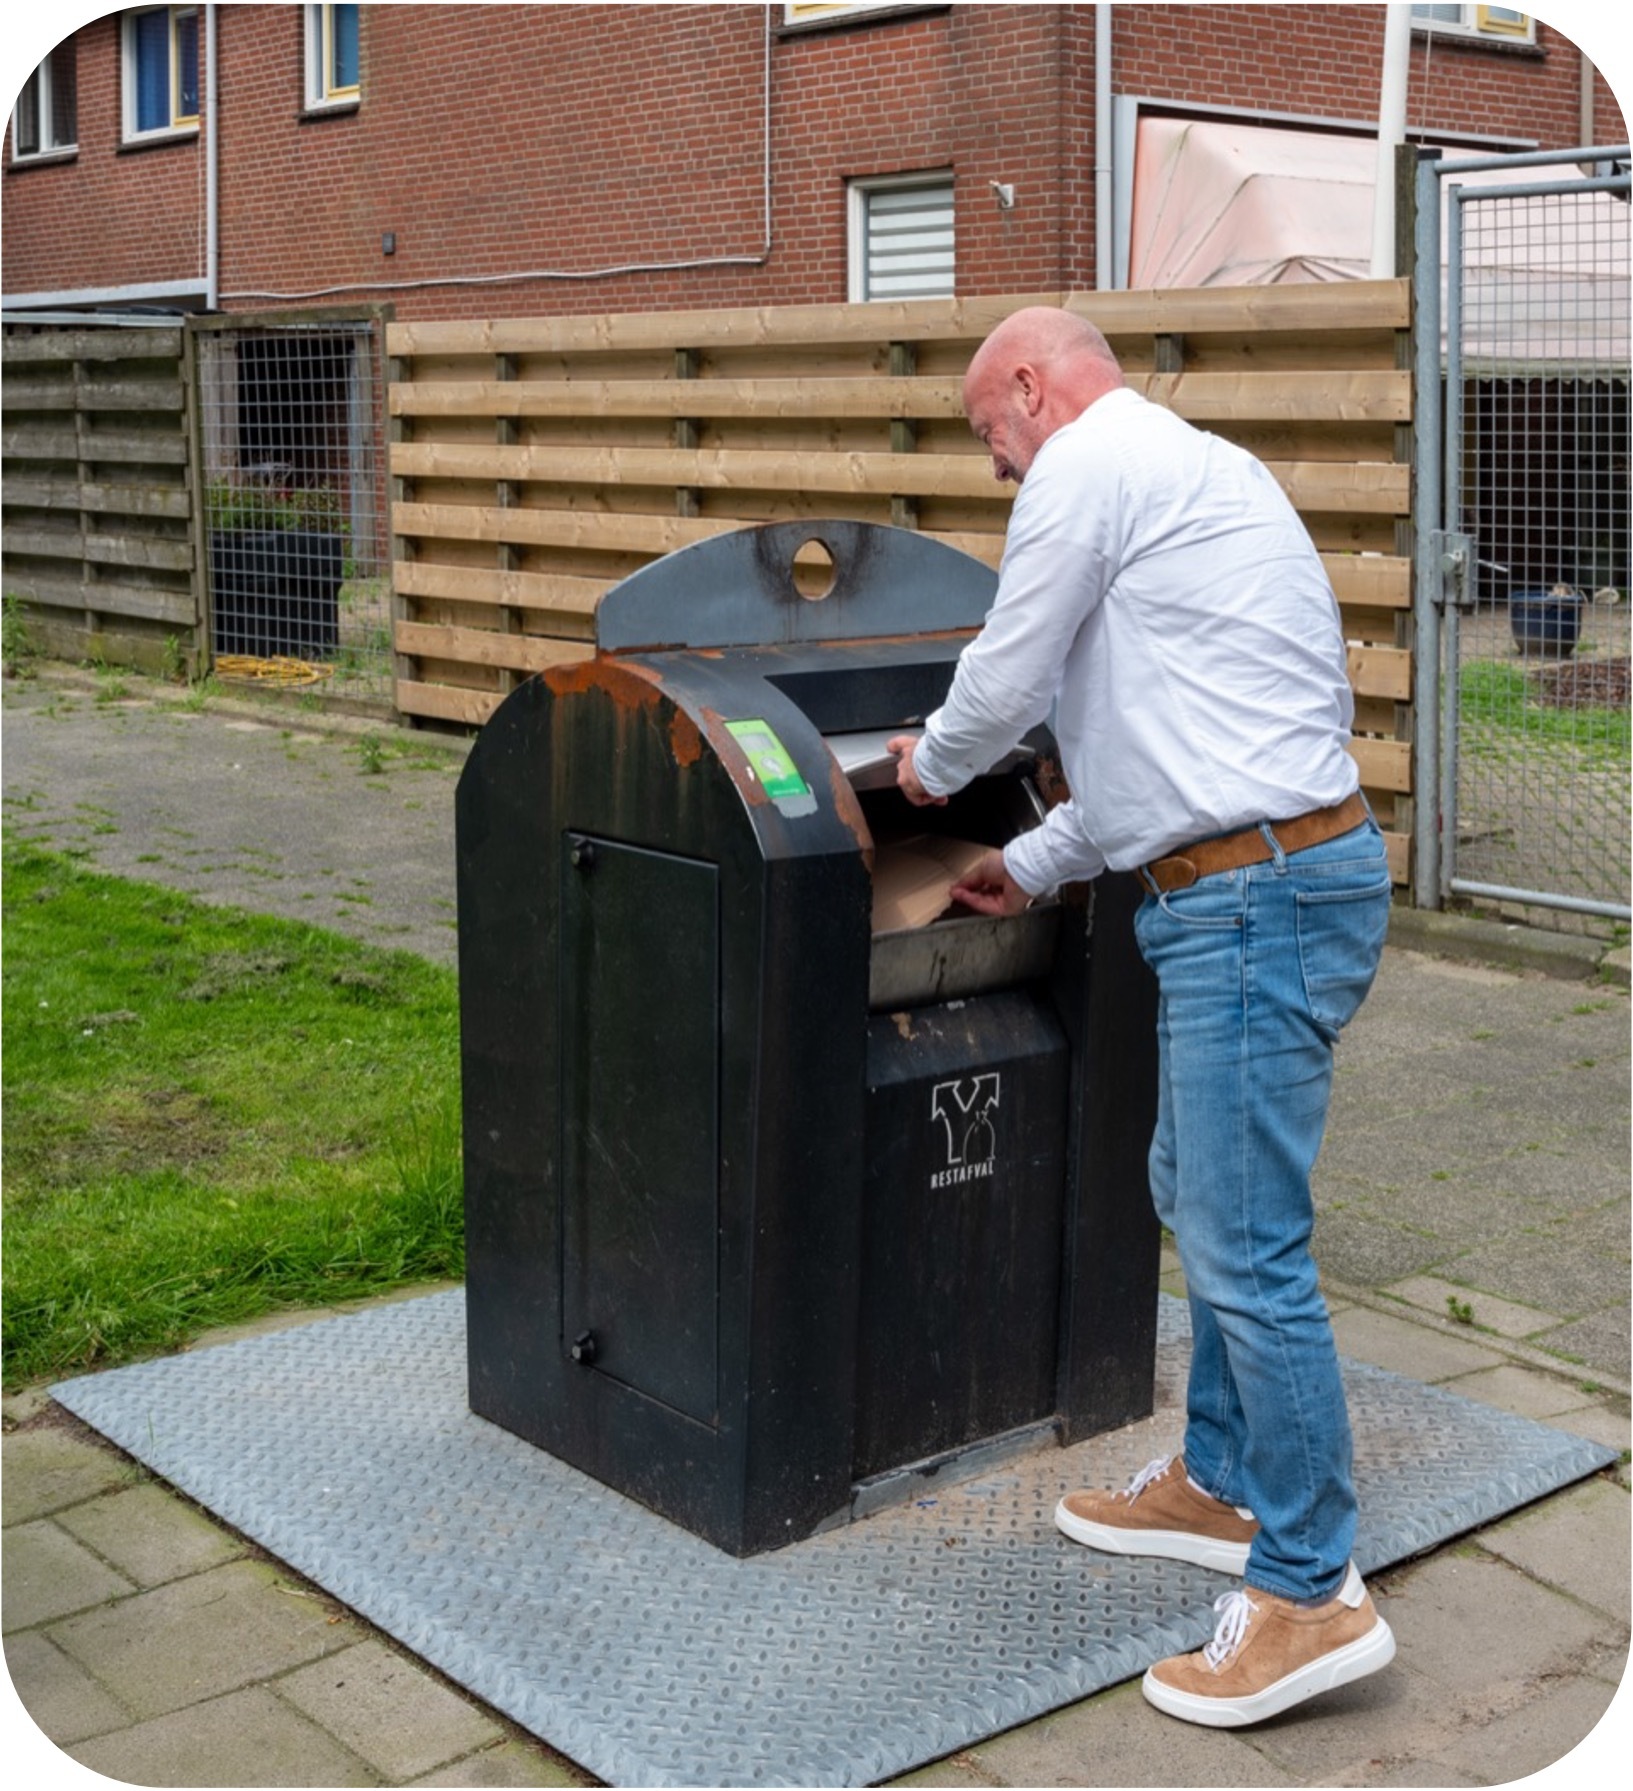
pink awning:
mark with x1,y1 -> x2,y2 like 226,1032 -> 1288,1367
1129,117 -> 1375,288
1126,116 -> 1629,366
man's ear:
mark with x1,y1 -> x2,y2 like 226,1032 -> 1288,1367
1014,362 -> 1044,414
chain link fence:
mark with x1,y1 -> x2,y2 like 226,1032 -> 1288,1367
194,316 -> 392,708
1438,156 -> 1630,931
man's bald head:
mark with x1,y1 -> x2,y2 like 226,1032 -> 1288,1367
963,308 -> 1124,485
967,308 -> 1122,396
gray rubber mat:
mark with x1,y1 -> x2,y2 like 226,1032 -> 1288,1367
52,1291 -> 1615,1788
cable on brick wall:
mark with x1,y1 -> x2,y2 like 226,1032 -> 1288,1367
222,10 -> 775,304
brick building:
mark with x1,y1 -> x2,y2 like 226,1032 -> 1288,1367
4,3 -> 1627,323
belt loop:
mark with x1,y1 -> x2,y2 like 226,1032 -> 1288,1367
1259,819 -> 1287,873
1136,863 -> 1159,897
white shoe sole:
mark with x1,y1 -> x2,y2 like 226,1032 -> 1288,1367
1141,1613 -> 1396,1728
1053,1497 -> 1252,1576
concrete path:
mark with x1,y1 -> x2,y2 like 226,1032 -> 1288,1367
3,666 -> 1629,1786
1,672 -> 463,966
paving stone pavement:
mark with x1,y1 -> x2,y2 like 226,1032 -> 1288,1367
3,667 -> 1629,1786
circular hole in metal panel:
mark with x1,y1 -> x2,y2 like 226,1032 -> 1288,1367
793,536 -> 837,600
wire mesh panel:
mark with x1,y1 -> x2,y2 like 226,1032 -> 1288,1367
1445,164 -> 1631,926
195,318 -> 392,707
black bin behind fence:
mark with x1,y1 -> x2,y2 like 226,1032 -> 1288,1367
456,520 -> 1161,1557
210,528 -> 342,658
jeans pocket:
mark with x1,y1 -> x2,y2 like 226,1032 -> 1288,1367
1295,877 -> 1391,1038
1147,877 -> 1247,931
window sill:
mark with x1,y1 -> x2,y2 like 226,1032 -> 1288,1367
118,127 -> 200,154
8,148 -> 79,171
1410,26 -> 1544,58
300,98 -> 361,122
777,3 -> 950,39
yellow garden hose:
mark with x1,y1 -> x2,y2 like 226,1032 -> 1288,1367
213,655 -> 335,689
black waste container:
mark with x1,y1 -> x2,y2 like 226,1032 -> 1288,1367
456,520 -> 1159,1556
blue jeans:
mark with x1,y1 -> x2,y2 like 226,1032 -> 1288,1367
1134,817 -> 1392,1602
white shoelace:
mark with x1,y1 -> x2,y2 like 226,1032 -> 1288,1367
1122,1455 -> 1175,1502
1203,1589 -> 1260,1669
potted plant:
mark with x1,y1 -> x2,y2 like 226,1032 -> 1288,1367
1508,583 -> 1584,658
206,477 -> 346,658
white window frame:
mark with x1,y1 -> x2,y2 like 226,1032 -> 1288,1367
846,170 -> 955,304
121,6 -> 201,143
305,4 -> 361,111
1409,6 -> 1535,43
11,45 -> 77,163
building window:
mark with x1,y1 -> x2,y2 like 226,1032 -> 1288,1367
305,4 -> 360,109
1410,6 -> 1534,42
123,6 -> 200,141
11,42 -> 77,160
848,173 -> 955,302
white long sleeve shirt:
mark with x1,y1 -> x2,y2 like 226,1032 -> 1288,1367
913,387 -> 1360,894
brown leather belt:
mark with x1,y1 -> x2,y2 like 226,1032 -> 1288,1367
1140,792 -> 1369,894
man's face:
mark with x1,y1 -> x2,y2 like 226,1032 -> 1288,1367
964,356 -> 1047,486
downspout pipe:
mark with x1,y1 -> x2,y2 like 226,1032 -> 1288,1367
1580,45 -> 1599,176
205,4 -> 219,309
1095,4 -> 1112,290
1370,4 -> 1410,278
1581,36 -> 1596,146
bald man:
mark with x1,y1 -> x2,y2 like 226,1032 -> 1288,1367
890,308 -> 1396,1728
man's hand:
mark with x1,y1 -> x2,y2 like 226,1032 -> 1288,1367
950,848 -> 1032,918
887,735 -> 947,808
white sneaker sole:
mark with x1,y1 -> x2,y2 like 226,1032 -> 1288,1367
1141,1612 -> 1396,1728
1053,1497 -> 1252,1576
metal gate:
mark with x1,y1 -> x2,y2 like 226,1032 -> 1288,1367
192,313 -> 393,708
1413,146 -> 1631,928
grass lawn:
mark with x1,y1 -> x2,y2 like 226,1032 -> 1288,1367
1459,658 -> 1632,770
2,838 -> 463,1389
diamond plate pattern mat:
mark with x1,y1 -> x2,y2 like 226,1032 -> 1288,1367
52,1292 -> 1614,1787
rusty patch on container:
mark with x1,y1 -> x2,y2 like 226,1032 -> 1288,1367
1033,752 -> 1071,810
670,708 -> 705,768
869,628 -> 980,650
828,752 -> 873,860
543,657 -> 664,709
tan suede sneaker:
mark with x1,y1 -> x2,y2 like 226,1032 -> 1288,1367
1054,1455 -> 1259,1574
1142,1561 -> 1396,1727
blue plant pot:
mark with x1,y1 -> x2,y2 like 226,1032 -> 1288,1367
1508,590 -> 1582,658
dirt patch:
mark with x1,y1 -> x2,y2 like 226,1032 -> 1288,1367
5,1085 -> 232,1200
1530,656 -> 1631,710
181,951 -> 295,1001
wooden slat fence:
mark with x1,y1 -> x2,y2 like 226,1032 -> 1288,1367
1,326 -> 203,674
387,283 -> 1414,880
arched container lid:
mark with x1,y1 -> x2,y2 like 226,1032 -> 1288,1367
594,520 -> 997,653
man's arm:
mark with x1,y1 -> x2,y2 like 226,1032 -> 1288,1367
910,434 -> 1115,801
